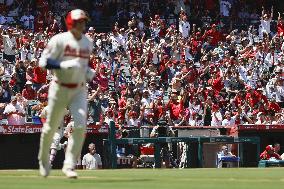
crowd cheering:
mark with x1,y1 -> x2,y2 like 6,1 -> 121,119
0,0 -> 283,127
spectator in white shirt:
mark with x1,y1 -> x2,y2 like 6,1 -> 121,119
104,108 -> 115,125
188,113 -> 196,126
118,28 -> 128,50
179,15 -> 190,38
2,29 -> 17,63
255,45 -> 265,62
265,46 -> 279,72
274,76 -> 284,107
255,112 -> 265,124
188,96 -> 202,115
259,6 -> 273,38
110,30 -> 123,52
126,111 -> 142,127
273,113 -> 284,124
149,80 -> 163,101
141,90 -> 152,117
3,96 -> 26,125
211,104 -> 223,126
222,111 -> 236,126
82,143 -> 102,170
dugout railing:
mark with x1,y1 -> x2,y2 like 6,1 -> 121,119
103,121 -> 260,169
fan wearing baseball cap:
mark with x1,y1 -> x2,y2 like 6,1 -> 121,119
259,145 -> 282,160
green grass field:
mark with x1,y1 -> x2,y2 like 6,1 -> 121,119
0,168 -> 283,189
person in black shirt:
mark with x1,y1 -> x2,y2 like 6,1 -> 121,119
203,97 -> 212,126
14,60 -> 27,93
150,119 -> 175,168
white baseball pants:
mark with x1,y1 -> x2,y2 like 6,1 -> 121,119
38,81 -> 87,170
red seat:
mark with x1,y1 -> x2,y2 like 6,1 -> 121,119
140,146 -> 154,155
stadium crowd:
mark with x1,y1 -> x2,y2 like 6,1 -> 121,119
0,0 -> 283,127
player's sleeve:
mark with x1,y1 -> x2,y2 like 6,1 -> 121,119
39,35 -> 62,69
86,38 -> 96,81
86,67 -> 96,81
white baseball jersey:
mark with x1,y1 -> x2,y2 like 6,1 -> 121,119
39,31 -> 93,84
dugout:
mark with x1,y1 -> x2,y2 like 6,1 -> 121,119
231,125 -> 284,167
0,133 -> 108,169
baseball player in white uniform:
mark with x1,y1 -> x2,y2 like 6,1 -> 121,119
64,120 -> 83,168
37,9 -> 96,178
40,106 -> 69,167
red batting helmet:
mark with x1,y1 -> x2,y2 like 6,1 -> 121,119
65,9 -> 89,30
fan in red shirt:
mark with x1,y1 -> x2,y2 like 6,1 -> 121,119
22,81 -> 37,100
158,21 -> 167,38
183,64 -> 199,84
96,65 -> 109,92
268,99 -> 281,113
36,39 -> 46,50
277,12 -> 284,36
234,90 -> 246,108
260,145 -> 281,160
202,24 -> 222,46
153,97 -> 165,120
255,88 -> 268,104
190,34 -> 202,55
118,91 -> 127,120
245,86 -> 259,108
33,59 -> 47,89
208,71 -> 224,95
166,92 -> 184,123
159,55 -> 170,84
34,13 -> 44,33
20,33 -> 32,47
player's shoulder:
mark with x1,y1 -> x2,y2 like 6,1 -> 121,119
49,32 -> 70,41
81,34 -> 91,42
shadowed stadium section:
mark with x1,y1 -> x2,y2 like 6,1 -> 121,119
0,133 -> 107,169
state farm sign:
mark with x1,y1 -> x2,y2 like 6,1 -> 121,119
0,125 -> 42,134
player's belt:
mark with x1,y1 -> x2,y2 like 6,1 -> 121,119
55,81 -> 83,88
